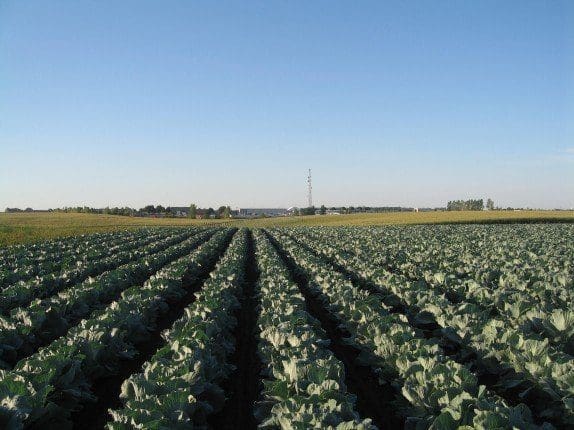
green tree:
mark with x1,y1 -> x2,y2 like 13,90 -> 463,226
301,206 -> 316,215
320,205 -> 327,215
486,198 -> 495,210
222,206 -> 231,218
447,199 -> 484,211
188,204 -> 197,219
216,206 -> 227,218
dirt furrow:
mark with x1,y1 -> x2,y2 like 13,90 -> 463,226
286,232 -> 566,428
69,230 -> 236,430
265,230 -> 403,429
208,229 -> 261,430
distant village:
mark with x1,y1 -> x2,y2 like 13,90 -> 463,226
5,198 -> 543,218
5,205 -> 445,218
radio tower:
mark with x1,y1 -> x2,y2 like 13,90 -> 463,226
307,169 -> 313,207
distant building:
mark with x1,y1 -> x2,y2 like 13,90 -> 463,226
169,207 -> 190,217
238,208 -> 288,217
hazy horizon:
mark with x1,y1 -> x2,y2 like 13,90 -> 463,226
1,1 -> 573,210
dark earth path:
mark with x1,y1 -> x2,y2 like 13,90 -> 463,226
208,229 -> 261,429
265,230 -> 404,429
67,230 -> 235,430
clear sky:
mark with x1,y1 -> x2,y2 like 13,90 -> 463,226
1,1 -> 573,209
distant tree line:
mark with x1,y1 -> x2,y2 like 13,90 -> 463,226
295,206 -> 437,215
299,206 -> 316,216
446,199 -> 485,211
186,204 -> 231,219
4,207 -> 34,213
3,204 -> 233,219
334,206 -> 417,214
139,204 -> 232,219
48,206 -> 138,216
9,199 -> 560,217
291,205 -> 436,216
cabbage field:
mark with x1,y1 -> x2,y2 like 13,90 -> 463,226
0,224 -> 572,429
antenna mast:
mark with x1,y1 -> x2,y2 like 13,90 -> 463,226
307,168 -> 313,207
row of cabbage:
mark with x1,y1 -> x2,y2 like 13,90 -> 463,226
0,229 -> 211,369
0,228 -> 233,428
0,229 -> 172,289
311,225 -> 573,298
300,225 -> 574,354
269,229 -> 553,429
324,224 -> 570,311
289,226 -> 573,426
290,230 -> 573,425
0,228 -> 194,316
0,229 -> 136,268
106,228 -> 247,428
101,229 -> 374,429
253,230 -> 374,429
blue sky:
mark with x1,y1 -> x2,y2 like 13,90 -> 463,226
1,1 -> 573,209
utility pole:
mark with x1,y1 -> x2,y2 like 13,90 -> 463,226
307,168 -> 313,208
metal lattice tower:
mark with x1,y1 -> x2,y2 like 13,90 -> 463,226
307,169 -> 313,207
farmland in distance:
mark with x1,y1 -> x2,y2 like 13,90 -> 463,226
0,224 -> 572,429
1,210 -> 573,247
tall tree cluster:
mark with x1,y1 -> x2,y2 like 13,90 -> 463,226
446,199 -> 484,211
